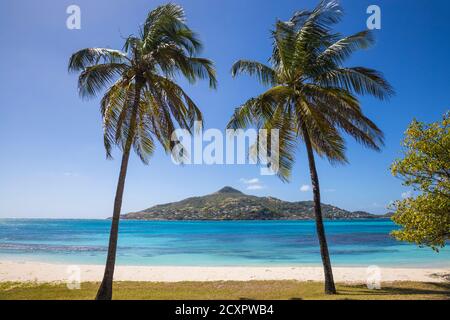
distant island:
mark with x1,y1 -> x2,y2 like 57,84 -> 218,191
121,186 -> 392,220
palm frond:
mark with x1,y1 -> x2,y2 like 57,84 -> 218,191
296,98 -> 347,164
143,3 -> 186,36
78,63 -> 129,98
301,84 -> 384,151
264,106 -> 297,181
142,3 -> 201,55
133,101 -> 156,164
318,30 -> 374,65
68,48 -> 128,72
123,36 -> 143,54
183,57 -> 217,88
231,60 -> 277,86
100,79 -> 134,158
316,67 -> 394,100
227,86 -> 292,130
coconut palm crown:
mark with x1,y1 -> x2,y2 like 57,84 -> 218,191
228,0 -> 393,180
69,4 -> 217,164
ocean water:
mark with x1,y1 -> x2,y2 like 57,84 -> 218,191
0,219 -> 448,268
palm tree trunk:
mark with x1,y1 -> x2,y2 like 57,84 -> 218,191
302,126 -> 337,295
95,142 -> 131,300
95,82 -> 142,300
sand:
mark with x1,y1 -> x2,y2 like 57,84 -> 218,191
0,260 -> 448,284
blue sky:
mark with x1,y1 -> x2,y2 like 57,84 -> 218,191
0,0 -> 448,218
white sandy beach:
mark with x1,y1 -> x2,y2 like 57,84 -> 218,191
0,261 -> 448,283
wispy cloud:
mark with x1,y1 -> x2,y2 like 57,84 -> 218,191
246,184 -> 264,190
240,178 -> 265,190
300,185 -> 311,192
240,178 -> 260,185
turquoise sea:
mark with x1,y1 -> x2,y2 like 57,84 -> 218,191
0,219 -> 448,267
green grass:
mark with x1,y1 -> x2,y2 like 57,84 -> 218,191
0,281 -> 449,300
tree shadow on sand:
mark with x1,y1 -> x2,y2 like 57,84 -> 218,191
336,282 -> 450,299
429,272 -> 450,282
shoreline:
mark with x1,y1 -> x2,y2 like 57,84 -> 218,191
0,261 -> 448,283
1,258 -> 447,269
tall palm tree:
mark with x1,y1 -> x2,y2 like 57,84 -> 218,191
68,4 -> 216,300
228,0 -> 393,294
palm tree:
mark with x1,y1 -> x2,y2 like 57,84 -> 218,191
227,0 -> 393,294
68,4 -> 216,300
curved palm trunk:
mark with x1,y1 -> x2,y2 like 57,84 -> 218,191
95,82 -> 143,300
302,126 -> 337,295
95,144 -> 131,300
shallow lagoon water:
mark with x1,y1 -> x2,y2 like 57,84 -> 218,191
0,219 -> 448,267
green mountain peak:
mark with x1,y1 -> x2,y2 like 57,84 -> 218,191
215,186 -> 243,194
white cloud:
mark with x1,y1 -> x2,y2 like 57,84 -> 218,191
240,178 -> 260,185
401,191 -> 412,199
246,184 -> 264,190
240,178 -> 265,191
300,185 -> 311,192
